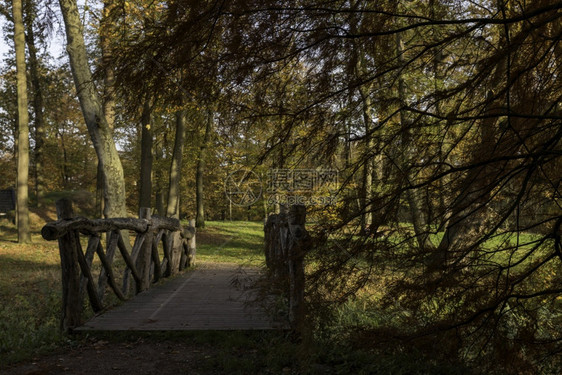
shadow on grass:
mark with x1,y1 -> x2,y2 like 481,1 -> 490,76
33,208 -> 57,226
0,252 -> 60,272
0,223 -> 17,240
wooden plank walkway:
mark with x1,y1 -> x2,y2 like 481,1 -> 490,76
77,263 -> 285,331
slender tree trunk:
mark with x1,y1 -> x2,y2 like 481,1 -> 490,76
57,128 -> 70,188
154,121 -> 166,216
58,0 -> 127,219
95,0 -> 116,219
396,30 -> 432,249
195,111 -> 212,228
95,163 -> 104,217
433,69 -> 505,268
23,0 -> 46,208
358,85 -> 374,234
139,96 -> 153,210
349,3 -> 374,234
165,110 -> 186,272
344,92 -> 353,169
13,0 -> 31,243
430,0 -> 447,218
100,0 -> 115,130
166,110 -> 186,218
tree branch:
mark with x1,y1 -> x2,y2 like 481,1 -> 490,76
0,4 -> 13,22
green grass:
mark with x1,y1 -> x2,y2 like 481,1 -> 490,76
0,229 -> 64,364
194,220 -> 266,266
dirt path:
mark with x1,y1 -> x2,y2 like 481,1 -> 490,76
3,334 -> 297,375
4,338 -> 207,375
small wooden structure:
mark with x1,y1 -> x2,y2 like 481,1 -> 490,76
41,198 -> 196,332
0,188 -> 15,215
264,205 -> 310,332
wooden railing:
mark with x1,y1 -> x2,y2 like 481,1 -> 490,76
41,198 -> 196,332
264,204 -> 310,332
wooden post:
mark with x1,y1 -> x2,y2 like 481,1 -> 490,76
264,213 -> 286,280
278,210 -> 289,280
288,205 -> 307,333
263,205 -> 309,333
288,204 -> 306,226
188,218 -> 196,266
136,207 -> 153,292
151,231 -> 163,282
170,230 -> 182,274
162,231 -> 173,277
56,198 -> 81,332
264,214 -> 273,270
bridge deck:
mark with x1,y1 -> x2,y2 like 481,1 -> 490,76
77,263 -> 285,331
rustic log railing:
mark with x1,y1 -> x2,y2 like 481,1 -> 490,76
264,204 -> 310,332
41,198 -> 196,332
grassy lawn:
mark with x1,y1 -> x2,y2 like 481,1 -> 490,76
0,228 -> 63,364
194,220 -> 266,266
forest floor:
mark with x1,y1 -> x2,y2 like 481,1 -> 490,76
2,331 -> 303,375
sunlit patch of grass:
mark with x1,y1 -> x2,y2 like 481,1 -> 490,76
192,221 -> 265,266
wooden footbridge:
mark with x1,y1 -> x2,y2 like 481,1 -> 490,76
42,200 -> 309,332
77,263 -> 279,331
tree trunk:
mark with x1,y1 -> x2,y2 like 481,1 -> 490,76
433,143 -> 496,268
358,86 -> 374,234
55,199 -> 82,332
195,111 -> 212,228
100,0 -> 116,131
430,0 -> 447,217
57,128 -> 70,187
13,0 -> 31,243
396,30 -> 433,249
95,0 -> 116,219
166,110 -> 186,218
165,110 -> 187,274
350,3 -> 374,235
58,0 -> 127,219
433,70 -> 505,268
95,162 -> 104,217
23,0 -> 46,208
139,96 -> 153,210
154,124 -> 165,216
